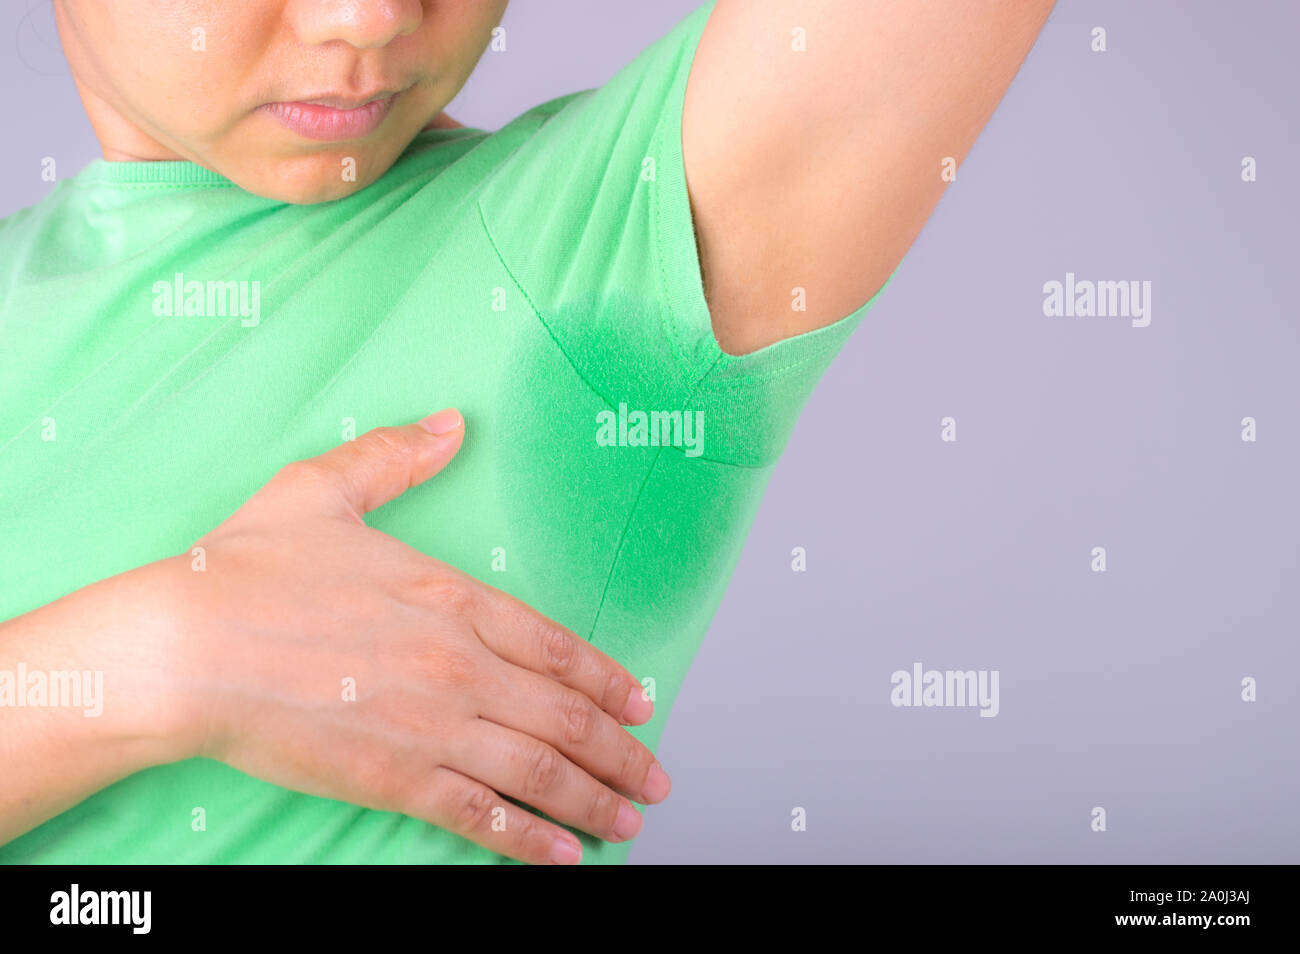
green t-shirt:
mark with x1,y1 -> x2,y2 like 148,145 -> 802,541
0,1 -> 889,863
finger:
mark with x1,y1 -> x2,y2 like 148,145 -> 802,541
415,766 -> 583,865
469,583 -> 654,726
448,718 -> 646,845
482,664 -> 669,805
277,409 -> 466,519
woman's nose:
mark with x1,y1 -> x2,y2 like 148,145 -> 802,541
286,0 -> 423,50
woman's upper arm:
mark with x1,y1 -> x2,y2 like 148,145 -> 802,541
683,0 -> 1056,355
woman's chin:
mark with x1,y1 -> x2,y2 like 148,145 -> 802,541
224,147 -> 405,205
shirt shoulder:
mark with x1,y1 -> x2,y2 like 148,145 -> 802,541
474,1 -> 889,467
474,4 -> 717,406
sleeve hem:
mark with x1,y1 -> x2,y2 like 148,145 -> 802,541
651,2 -> 899,392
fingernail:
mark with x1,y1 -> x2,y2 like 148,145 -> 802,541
641,763 -> 671,803
612,801 -> 643,842
620,685 -> 653,724
550,834 -> 582,865
418,408 -> 463,436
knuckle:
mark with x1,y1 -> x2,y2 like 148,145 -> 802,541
600,669 -> 627,716
359,426 -> 413,463
539,625 -> 578,678
586,785 -> 620,833
450,784 -> 497,834
560,693 -> 597,746
523,743 -> 563,797
618,738 -> 652,792
409,573 -> 476,617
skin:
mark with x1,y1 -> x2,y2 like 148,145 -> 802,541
3,0 -> 1054,862
689,0 -> 1056,353
53,0 -> 507,202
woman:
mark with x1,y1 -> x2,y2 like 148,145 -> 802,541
0,0 -> 1054,864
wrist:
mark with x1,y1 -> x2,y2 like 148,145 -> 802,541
110,555 -> 214,766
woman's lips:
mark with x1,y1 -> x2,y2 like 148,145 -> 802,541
261,93 -> 398,142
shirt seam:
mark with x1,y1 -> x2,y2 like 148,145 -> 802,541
648,58 -> 866,391
582,347 -> 726,646
476,200 -> 774,472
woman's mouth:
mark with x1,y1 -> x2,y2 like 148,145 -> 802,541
261,92 -> 399,142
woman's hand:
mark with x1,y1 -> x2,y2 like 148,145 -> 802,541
153,409 -> 669,864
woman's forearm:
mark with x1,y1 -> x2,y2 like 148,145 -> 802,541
0,560 -> 193,846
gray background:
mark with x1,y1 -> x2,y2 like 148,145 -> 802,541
5,0 -> 1297,863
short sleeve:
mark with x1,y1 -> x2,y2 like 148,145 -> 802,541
476,0 -> 895,468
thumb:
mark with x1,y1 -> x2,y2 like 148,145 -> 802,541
306,408 -> 465,519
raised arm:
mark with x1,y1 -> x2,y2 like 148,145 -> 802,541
684,0 -> 1055,354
